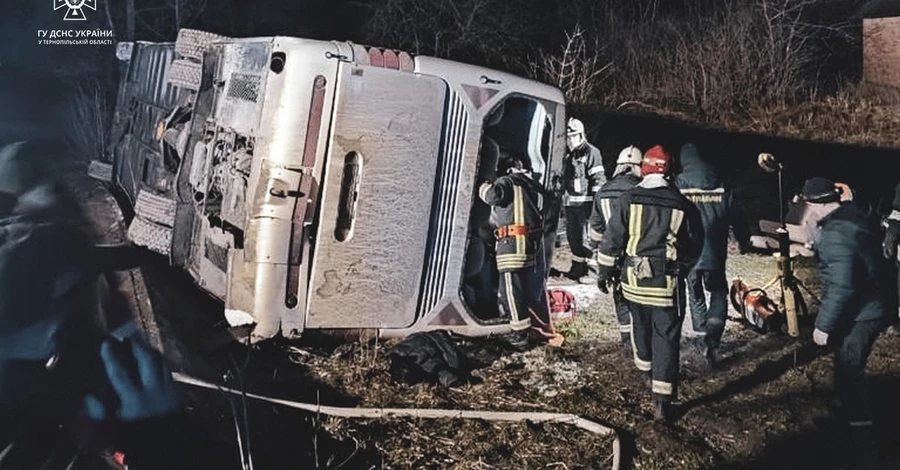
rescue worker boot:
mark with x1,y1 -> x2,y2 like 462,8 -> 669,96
578,272 -> 596,285
693,337 -> 721,372
653,394 -> 674,423
500,330 -> 531,353
705,346 -> 724,371
566,261 -> 589,281
549,267 -> 566,278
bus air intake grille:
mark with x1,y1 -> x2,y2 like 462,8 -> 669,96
417,92 -> 468,316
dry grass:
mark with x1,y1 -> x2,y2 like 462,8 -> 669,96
731,83 -> 900,148
290,250 -> 829,469
295,342 -> 619,468
360,0 -> 896,147
324,417 -> 614,470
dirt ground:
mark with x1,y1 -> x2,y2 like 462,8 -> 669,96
271,242 -> 900,470
60,155 -> 900,470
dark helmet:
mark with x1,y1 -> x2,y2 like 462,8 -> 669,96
499,150 -> 531,173
801,177 -> 842,204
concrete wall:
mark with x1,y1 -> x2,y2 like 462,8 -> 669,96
864,16 -> 900,88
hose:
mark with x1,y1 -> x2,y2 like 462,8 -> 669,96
172,372 -> 622,470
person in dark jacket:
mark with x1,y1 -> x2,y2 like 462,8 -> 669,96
802,177 -> 888,468
0,215 -> 191,470
882,182 -> 900,330
0,141 -> 191,470
674,143 -> 751,369
588,145 -> 643,354
595,145 -> 703,421
562,118 -> 606,280
479,152 -> 563,351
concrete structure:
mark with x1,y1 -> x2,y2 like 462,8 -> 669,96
864,16 -> 900,88
861,1 -> 900,88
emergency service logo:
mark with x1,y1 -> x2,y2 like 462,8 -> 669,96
54,0 -> 96,21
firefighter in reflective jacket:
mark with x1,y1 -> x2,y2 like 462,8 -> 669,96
563,118 -> 606,280
594,145 -> 703,422
588,145 -> 643,354
479,153 -> 561,351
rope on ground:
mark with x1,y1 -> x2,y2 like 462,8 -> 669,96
172,372 -> 622,470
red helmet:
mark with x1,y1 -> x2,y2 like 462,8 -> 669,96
641,145 -> 671,176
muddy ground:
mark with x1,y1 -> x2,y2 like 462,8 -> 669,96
271,248 -> 900,470
47,146 -> 900,470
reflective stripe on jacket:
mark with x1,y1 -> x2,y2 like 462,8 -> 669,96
479,172 -> 545,272
563,143 -> 605,205
588,173 -> 641,248
596,184 -> 703,307
677,187 -> 750,270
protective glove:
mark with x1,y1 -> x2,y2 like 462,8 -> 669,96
550,173 -> 563,195
84,338 -> 182,422
812,328 -> 829,346
596,266 -> 617,294
597,277 -> 611,294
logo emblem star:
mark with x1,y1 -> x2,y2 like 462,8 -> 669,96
53,0 -> 97,21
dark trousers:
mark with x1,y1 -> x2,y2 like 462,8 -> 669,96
613,285 -> 632,340
564,203 -> 592,264
686,269 -> 728,348
832,319 -> 882,426
499,268 -> 548,332
629,300 -> 684,401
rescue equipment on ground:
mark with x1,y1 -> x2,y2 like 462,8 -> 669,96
548,288 -> 577,322
729,278 -> 780,332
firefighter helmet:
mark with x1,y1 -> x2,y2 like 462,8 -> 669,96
641,145 -> 671,176
566,118 -> 585,135
616,145 -> 643,166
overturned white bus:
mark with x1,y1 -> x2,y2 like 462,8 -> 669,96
96,29 -> 567,343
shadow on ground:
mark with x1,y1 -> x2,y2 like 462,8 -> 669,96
712,375 -> 900,470
139,254 -> 383,469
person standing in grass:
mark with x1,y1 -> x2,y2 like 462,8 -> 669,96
674,143 -> 751,370
594,145 -> 703,422
802,177 -> 889,470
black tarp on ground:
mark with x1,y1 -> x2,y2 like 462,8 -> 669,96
389,331 -> 473,388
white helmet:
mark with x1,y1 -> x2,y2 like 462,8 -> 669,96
566,118 -> 585,135
616,145 -> 643,165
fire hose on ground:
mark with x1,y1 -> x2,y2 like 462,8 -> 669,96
172,372 -> 622,470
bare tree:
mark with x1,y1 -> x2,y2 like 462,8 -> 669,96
528,25 -> 612,104
360,0 -> 540,71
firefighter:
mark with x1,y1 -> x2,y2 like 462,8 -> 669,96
594,145 -> 703,422
562,118 -> 606,281
479,151 -> 563,351
588,145 -> 643,354
802,177 -> 888,468
674,143 -> 751,370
